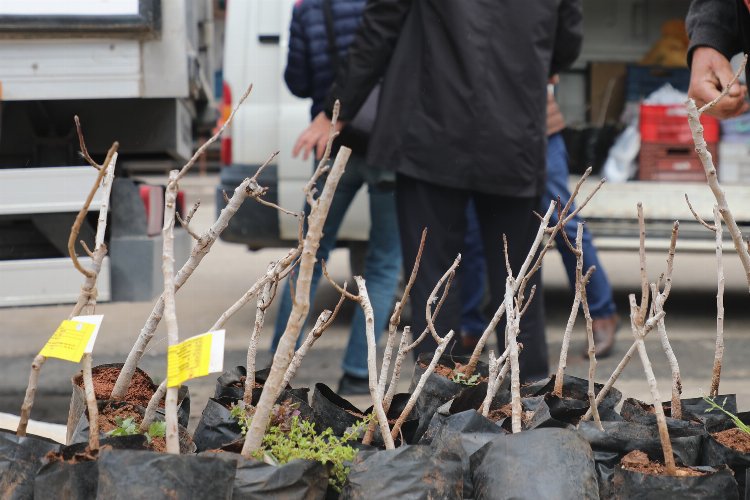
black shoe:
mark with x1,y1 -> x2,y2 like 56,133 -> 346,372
337,374 -> 370,396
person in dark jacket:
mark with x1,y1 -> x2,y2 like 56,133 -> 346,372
687,0 -> 750,118
271,0 -> 401,395
294,0 -> 583,381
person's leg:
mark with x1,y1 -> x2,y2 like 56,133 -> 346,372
474,193 -> 548,382
545,133 -> 618,356
460,200 -> 488,346
396,173 -> 467,357
340,180 -> 401,380
271,156 -> 365,352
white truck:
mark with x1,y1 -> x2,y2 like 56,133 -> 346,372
217,0 -> 750,259
0,0 -> 215,306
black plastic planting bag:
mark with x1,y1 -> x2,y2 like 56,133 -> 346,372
526,374 -> 622,410
0,429 -> 60,500
341,441 -> 464,499
34,435 -> 146,500
426,410 -> 505,498
702,417 -> 750,499
311,383 -> 366,437
96,447 -> 237,499
612,464 -> 738,499
470,428 -> 599,500
200,452 -> 328,500
409,353 -> 489,442
579,421 -> 705,466
364,392 -> 420,446
215,366 -> 309,405
684,395 -> 737,431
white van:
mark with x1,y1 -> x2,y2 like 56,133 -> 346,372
217,0 -> 750,254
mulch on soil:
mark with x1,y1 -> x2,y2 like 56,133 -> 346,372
77,366 -> 155,407
620,450 -> 706,477
713,427 -> 750,453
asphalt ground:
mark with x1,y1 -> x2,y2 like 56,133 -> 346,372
2,173 -> 749,434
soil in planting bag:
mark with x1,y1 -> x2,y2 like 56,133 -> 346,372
34,435 -> 146,500
409,352 -> 489,442
526,374 -> 623,410
194,391 -> 315,452
612,463 -> 738,499
69,366 -> 190,443
200,451 -> 328,500
70,400 -> 195,454
364,392 -> 420,446
578,420 -> 705,466
215,366 -> 309,405
701,416 -> 750,499
341,439 -> 464,499
470,427 -> 599,500
427,410 -> 505,498
95,447 -> 237,499
0,429 -> 61,500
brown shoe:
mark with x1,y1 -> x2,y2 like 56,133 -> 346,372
587,313 -> 620,358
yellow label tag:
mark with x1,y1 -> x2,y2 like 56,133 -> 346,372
167,330 -> 225,388
39,320 -> 96,363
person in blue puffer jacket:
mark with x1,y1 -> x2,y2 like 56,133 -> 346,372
271,0 -> 401,396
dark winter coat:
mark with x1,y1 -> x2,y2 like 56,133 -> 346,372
284,0 -> 367,119
323,0 -> 583,197
687,0 -> 750,82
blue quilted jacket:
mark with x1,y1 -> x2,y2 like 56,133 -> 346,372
284,0 -> 367,119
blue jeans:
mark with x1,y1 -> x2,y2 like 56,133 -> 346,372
461,133 -> 615,334
544,133 -> 615,319
271,154 -> 401,378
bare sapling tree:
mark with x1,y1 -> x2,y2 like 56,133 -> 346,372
628,294 -> 676,474
553,223 -> 595,396
650,221 -> 681,419
17,120 -> 118,444
582,207 -> 680,422
388,256 -> 461,442
479,345 -> 511,417
282,291 -> 346,388
686,55 -> 750,291
686,197 -> 725,397
161,171 -> 181,454
112,84 -> 269,399
462,168 -> 606,377
140,380 -> 167,433
242,103 -> 350,456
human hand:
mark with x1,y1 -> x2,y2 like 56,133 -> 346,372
292,112 -> 345,161
688,47 -> 749,118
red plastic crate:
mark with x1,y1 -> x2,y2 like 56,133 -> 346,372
638,141 -> 718,182
640,104 -> 719,144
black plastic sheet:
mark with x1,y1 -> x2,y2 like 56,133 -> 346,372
311,383 -> 366,438
701,414 -> 750,500
215,366 -> 309,405
612,464 -> 738,499
470,427 -> 599,500
96,447 -> 237,499
0,429 -> 60,500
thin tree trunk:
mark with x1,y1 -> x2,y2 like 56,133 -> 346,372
16,355 -> 46,436
162,172 -> 180,454
711,205 -> 725,396
241,147 -> 350,456
140,380 -> 167,433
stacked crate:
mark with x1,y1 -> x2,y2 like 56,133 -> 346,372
638,104 -> 719,182
718,113 -> 750,184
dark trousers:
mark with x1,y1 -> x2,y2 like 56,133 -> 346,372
396,173 -> 549,382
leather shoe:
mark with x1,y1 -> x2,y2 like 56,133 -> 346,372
337,374 -> 370,396
586,313 -> 620,358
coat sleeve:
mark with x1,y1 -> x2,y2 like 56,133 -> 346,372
686,0 -> 741,65
550,0 -> 583,76
284,4 -> 313,98
323,0 -> 413,121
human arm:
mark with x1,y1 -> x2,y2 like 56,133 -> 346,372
686,0 -> 748,118
293,0 -> 413,160
550,0 -> 583,76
